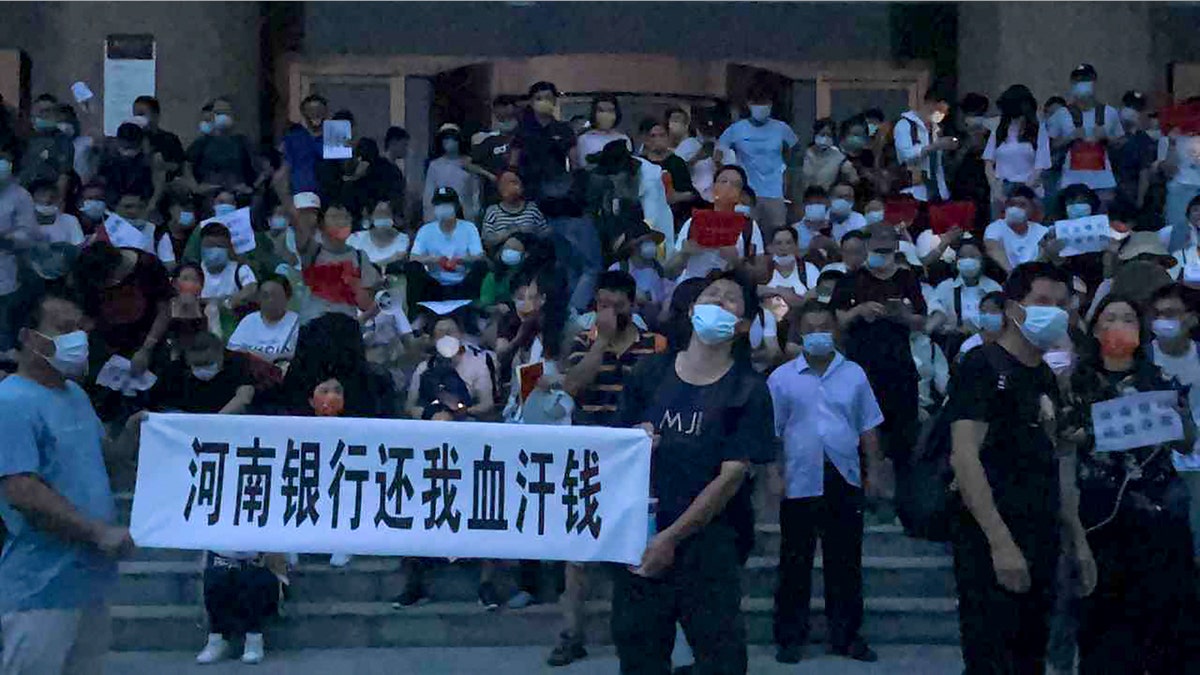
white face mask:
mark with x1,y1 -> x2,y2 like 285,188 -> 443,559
1072,81 -> 1095,98
804,203 -> 828,221
829,198 -> 853,217
814,134 -> 833,149
433,203 -> 457,222
35,330 -> 89,378
749,105 -> 772,122
865,210 -> 885,225
372,217 -> 393,230
639,241 -> 658,260
930,110 -> 946,125
191,364 -> 221,381
1005,206 -> 1028,225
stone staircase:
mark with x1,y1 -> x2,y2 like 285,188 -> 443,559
112,493 -> 960,651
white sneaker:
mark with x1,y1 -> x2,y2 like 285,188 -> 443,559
195,633 -> 230,664
241,632 -> 265,665
330,553 -> 352,567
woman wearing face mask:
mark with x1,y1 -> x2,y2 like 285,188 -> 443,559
574,95 -> 632,170
984,85 -> 1051,218
952,291 -> 1007,362
405,316 -> 494,420
668,166 -> 765,283
928,239 -> 1004,359
800,118 -> 858,195
152,188 -> 197,269
347,200 -> 409,273
478,234 -> 533,310
422,124 -> 481,223
840,116 -> 887,202
480,169 -> 549,253
758,226 -> 812,311
407,187 -> 487,309
341,138 -> 405,224
227,275 -> 300,366
1057,295 -> 1200,673
168,263 -> 221,351
197,222 -> 257,335
984,185 -> 1050,273
640,119 -> 698,227
611,270 -> 774,675
296,202 -> 383,322
1170,194 -> 1200,273
609,223 -> 670,326
77,181 -> 110,240
148,331 -> 256,414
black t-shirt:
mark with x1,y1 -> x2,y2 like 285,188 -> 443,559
472,133 -> 516,206
146,127 -> 186,178
152,351 -> 256,413
514,112 -> 575,205
945,343 -> 1061,527
186,134 -> 255,187
618,354 -> 775,530
830,267 -> 927,379
98,152 -> 154,203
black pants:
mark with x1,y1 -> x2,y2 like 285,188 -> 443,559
403,260 -> 487,313
612,524 -> 747,675
1078,505 -> 1200,675
953,508 -> 1058,675
203,553 -> 279,636
773,461 -> 865,649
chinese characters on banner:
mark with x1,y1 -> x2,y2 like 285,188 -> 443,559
131,414 -> 652,565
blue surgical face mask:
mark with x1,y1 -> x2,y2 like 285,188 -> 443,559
372,217 -> 393,230
1005,206 -> 1028,224
35,329 -> 89,378
1065,202 -> 1092,219
802,331 -> 835,357
500,248 -> 523,266
433,203 -> 457,222
269,214 -> 289,230
33,117 -> 56,132
1072,81 -> 1095,98
191,364 -> 221,382
81,199 -> 105,220
213,113 -> 233,130
213,203 -> 236,217
442,138 -> 460,155
202,246 -> 230,269
178,211 -> 195,227
829,198 -> 853,218
804,203 -> 828,221
749,105 -> 772,123
639,241 -> 658,260
866,251 -> 890,270
1018,304 -> 1070,351
865,210 -> 885,225
690,303 -> 739,345
1152,318 -> 1184,340
957,257 -> 982,278
734,204 -> 753,216
977,312 -> 1004,333
199,120 -> 214,135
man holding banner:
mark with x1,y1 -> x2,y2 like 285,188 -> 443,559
0,291 -> 133,674
611,271 -> 775,674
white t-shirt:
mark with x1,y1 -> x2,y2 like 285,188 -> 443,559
830,211 -> 868,243
928,276 -> 1004,329
37,213 -> 84,245
982,122 -> 1052,184
200,261 -> 257,300
674,217 -> 764,282
410,219 -> 484,285
767,264 -> 808,294
1152,340 -> 1200,468
348,230 -> 410,266
984,219 -> 1048,269
1159,135 -> 1200,188
1045,104 -> 1123,190
227,311 -> 300,363
575,130 -> 632,169
674,137 -> 732,203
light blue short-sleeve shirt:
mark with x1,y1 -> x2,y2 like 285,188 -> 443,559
718,119 -> 798,200
767,353 -> 884,498
411,219 -> 485,285
0,375 -> 117,612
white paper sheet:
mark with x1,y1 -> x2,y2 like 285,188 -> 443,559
323,120 -> 352,159
1092,390 -> 1183,453
1054,215 -> 1113,257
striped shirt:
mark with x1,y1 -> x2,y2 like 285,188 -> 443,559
568,328 -> 667,427
481,201 -> 550,248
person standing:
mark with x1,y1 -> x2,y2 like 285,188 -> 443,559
894,87 -> 957,202
1045,64 -> 1123,207
0,290 -> 134,674
132,95 -> 185,180
983,84 -> 1050,219
830,224 -> 926,493
770,301 -> 886,664
0,151 -> 36,355
612,271 -> 774,674
280,94 -> 331,199
514,81 -> 576,207
548,270 -> 667,666
946,262 -> 1094,674
717,83 -> 798,235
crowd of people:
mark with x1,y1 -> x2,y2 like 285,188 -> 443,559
0,58 -> 1199,674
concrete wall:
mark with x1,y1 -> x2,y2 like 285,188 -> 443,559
303,2 -> 894,61
0,2 -> 262,143
958,2 -> 1154,106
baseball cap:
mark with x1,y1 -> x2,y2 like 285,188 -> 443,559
1070,63 -> 1098,81
293,192 -> 321,210
431,186 -> 460,205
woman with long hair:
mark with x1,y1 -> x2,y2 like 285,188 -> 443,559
984,85 -> 1051,218
1059,294 -> 1200,672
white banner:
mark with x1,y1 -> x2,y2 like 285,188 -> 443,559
132,414 -> 652,564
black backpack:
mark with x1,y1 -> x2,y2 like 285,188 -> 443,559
896,345 -> 1014,542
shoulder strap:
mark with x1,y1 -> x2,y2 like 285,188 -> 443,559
1096,103 -> 1105,127
1069,105 -> 1084,128
909,117 -> 920,146
743,217 -> 754,258
234,263 -> 246,290
953,285 -> 963,326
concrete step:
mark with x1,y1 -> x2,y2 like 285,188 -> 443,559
114,555 -> 955,606
109,597 -> 960,652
